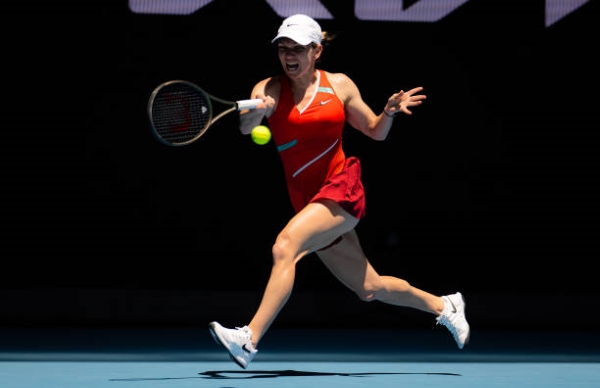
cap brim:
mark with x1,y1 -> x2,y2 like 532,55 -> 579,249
271,33 -> 313,45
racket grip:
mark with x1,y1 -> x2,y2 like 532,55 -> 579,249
236,99 -> 263,110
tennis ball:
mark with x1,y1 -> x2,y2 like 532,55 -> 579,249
251,125 -> 271,145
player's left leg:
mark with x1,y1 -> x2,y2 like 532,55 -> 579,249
316,222 -> 470,348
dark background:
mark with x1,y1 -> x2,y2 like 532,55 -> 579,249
3,1 -> 599,332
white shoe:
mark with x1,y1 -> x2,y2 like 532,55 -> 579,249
436,292 -> 470,349
209,321 -> 257,369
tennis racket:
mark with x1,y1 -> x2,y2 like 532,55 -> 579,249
148,80 -> 262,146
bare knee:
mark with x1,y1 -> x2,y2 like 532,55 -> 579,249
355,290 -> 377,302
271,231 -> 297,268
355,285 -> 383,302
354,277 -> 411,302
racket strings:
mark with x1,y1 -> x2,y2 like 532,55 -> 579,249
151,83 -> 211,144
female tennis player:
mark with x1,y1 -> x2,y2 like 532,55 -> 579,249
209,14 -> 470,369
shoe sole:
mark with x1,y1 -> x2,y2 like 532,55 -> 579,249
208,322 -> 247,369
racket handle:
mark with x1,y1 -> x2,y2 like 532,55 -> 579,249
236,99 -> 263,110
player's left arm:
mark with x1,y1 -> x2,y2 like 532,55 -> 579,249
332,72 -> 426,141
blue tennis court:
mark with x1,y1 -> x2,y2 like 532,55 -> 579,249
1,327 -> 598,388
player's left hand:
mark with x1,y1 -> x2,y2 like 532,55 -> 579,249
385,86 -> 427,116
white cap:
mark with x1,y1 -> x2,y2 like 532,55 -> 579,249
271,14 -> 322,45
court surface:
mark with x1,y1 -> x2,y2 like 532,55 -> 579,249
1,327 -> 599,388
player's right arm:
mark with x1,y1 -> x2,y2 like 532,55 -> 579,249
240,77 -> 279,135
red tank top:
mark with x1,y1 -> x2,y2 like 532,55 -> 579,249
268,70 -> 346,213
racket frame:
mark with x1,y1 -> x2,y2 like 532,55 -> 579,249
148,80 -> 262,146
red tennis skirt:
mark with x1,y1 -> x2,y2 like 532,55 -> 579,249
309,156 -> 366,220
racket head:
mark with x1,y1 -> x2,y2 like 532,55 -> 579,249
148,80 -> 213,146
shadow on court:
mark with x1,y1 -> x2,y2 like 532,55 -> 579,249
198,369 -> 461,379
109,369 -> 461,381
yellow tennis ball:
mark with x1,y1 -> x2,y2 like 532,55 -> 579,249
251,125 -> 271,145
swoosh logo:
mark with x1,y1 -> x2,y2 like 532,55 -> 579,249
242,344 -> 252,354
320,99 -> 332,106
448,299 -> 457,313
